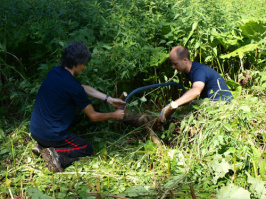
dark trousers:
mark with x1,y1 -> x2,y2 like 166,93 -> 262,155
32,133 -> 93,168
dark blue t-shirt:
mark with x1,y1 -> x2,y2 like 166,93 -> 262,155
30,66 -> 91,142
188,62 -> 233,101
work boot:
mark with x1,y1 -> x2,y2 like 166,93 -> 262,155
41,148 -> 64,172
32,143 -> 43,156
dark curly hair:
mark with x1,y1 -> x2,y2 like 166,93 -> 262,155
61,41 -> 91,69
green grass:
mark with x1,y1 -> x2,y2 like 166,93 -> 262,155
0,91 -> 265,198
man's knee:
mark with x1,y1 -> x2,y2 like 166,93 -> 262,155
84,144 -> 93,156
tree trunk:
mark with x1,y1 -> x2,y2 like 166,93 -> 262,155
119,93 -> 177,146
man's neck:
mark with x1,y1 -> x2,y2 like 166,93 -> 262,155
64,67 -> 74,76
185,61 -> 193,74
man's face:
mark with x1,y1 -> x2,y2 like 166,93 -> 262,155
169,53 -> 187,73
73,64 -> 86,76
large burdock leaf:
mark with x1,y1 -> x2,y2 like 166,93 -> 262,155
210,155 -> 233,184
246,172 -> 266,199
27,187 -> 53,199
216,184 -> 250,199
238,19 -> 266,41
220,44 -> 259,59
120,186 -> 156,197
220,19 -> 265,59
260,157 -> 266,181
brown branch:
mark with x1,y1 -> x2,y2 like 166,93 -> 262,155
160,154 -> 194,199
146,127 -> 161,146
119,93 -> 178,147
160,171 -> 189,199
190,185 -> 196,199
122,111 -> 158,127
87,193 -> 130,199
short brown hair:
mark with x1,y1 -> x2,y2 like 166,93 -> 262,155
175,46 -> 190,60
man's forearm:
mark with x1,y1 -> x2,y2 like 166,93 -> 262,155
174,81 -> 204,106
87,111 -> 116,122
174,88 -> 201,106
82,84 -> 107,101
83,104 -> 125,121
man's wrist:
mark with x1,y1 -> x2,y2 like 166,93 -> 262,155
104,95 -> 109,103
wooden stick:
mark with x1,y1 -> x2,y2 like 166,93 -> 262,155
160,171 -> 189,199
147,127 -> 163,152
160,101 -> 178,123
146,127 -> 160,145
119,92 -> 128,101
190,185 -> 196,199
88,193 -> 129,199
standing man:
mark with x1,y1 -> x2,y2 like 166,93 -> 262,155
30,41 -> 126,172
161,46 -> 233,113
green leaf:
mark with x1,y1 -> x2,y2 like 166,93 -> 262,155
226,79 -> 240,89
213,47 -> 217,56
210,155 -> 233,184
27,187 -> 53,199
0,129 -> 5,140
205,55 -> 213,62
220,44 -> 259,59
0,148 -> 10,155
239,105 -> 250,113
188,114 -> 194,124
164,175 -> 183,189
184,21 -> 198,46
223,124 -> 233,132
239,19 -> 266,41
131,100 -> 138,106
210,28 -> 241,48
259,158 -> 266,181
149,47 -> 169,66
194,41 -> 200,49
140,96 -> 147,103
143,140 -> 157,152
216,184 -> 250,199
59,41 -> 64,47
180,121 -> 186,131
168,122 -> 176,132
122,186 -> 150,197
246,172 -> 266,198
102,43 -> 112,50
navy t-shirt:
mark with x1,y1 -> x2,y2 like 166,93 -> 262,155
188,62 -> 233,101
30,66 -> 92,142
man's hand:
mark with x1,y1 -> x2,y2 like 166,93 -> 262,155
83,104 -> 126,122
113,109 -> 126,120
160,101 -> 178,122
160,103 -> 171,118
107,97 -> 126,109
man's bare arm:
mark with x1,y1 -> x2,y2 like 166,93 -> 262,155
81,84 -> 126,108
82,104 -> 125,122
173,81 -> 205,106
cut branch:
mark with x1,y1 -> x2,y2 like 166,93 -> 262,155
122,109 -> 162,146
119,92 -> 128,101
119,93 -> 178,147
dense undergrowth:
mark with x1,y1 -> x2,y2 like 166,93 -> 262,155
0,0 -> 266,198
0,93 -> 265,198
